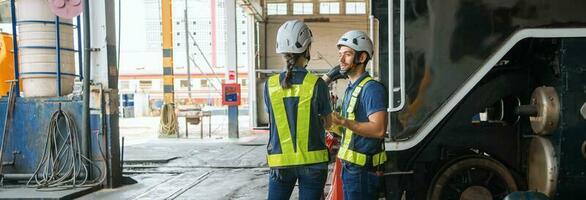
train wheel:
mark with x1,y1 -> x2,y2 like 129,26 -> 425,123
427,157 -> 518,200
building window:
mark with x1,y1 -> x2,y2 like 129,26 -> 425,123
293,3 -> 313,15
0,1 -> 11,23
180,80 -> 191,88
139,80 -> 153,90
120,81 -> 130,90
267,3 -> 287,15
346,2 -> 366,14
320,2 -> 339,14
144,20 -> 162,49
200,79 -> 209,87
241,79 -> 248,87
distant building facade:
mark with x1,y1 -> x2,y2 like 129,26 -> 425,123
118,0 -> 251,116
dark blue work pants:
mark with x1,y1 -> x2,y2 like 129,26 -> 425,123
341,162 -> 383,200
268,167 -> 328,200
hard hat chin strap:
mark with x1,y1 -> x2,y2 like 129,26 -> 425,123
353,51 -> 366,65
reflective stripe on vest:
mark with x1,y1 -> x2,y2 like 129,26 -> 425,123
337,76 -> 387,167
266,73 -> 329,167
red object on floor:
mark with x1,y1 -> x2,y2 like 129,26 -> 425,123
251,128 -> 269,134
327,158 -> 344,200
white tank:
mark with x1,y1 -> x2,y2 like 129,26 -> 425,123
17,0 -> 75,97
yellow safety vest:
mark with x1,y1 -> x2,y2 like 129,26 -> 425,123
337,77 -> 387,167
266,73 -> 329,167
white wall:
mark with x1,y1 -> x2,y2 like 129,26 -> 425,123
265,15 -> 369,71
255,14 -> 370,125
0,24 -> 11,34
134,93 -> 150,117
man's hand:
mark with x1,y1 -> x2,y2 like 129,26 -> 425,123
326,112 -> 344,136
331,112 -> 346,127
330,111 -> 387,139
322,65 -> 348,84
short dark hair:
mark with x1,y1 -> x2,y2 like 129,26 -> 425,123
353,51 -> 370,66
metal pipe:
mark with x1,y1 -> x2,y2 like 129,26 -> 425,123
184,1 -> 192,100
0,82 -> 16,184
2,174 -> 33,180
56,17 -> 62,97
120,137 -> 124,171
10,0 -> 19,95
82,0 -> 91,175
77,16 -> 83,80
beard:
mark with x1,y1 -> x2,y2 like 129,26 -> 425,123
340,63 -> 356,76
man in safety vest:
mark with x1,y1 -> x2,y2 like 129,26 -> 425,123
330,30 -> 388,200
264,20 -> 333,199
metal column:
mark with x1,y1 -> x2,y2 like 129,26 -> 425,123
225,0 -> 238,138
9,0 -> 19,95
82,0 -> 92,188
247,14 -> 256,129
161,0 -> 175,105
159,0 -> 178,136
88,0 -> 121,187
105,0 -> 121,188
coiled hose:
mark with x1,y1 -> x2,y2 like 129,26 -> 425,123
27,109 -> 106,190
159,103 -> 178,136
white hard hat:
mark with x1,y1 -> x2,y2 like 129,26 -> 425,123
276,20 -> 313,54
337,30 -> 373,59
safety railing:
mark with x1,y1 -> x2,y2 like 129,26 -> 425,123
387,0 -> 406,112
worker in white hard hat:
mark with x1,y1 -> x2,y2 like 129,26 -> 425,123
264,20 -> 333,200
328,30 -> 388,200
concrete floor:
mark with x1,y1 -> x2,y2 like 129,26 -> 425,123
77,116 -> 321,200
78,136 -> 302,200
0,186 -> 96,199
0,116 -> 331,199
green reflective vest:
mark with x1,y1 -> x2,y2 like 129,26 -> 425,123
338,76 -> 387,167
266,73 -> 329,167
